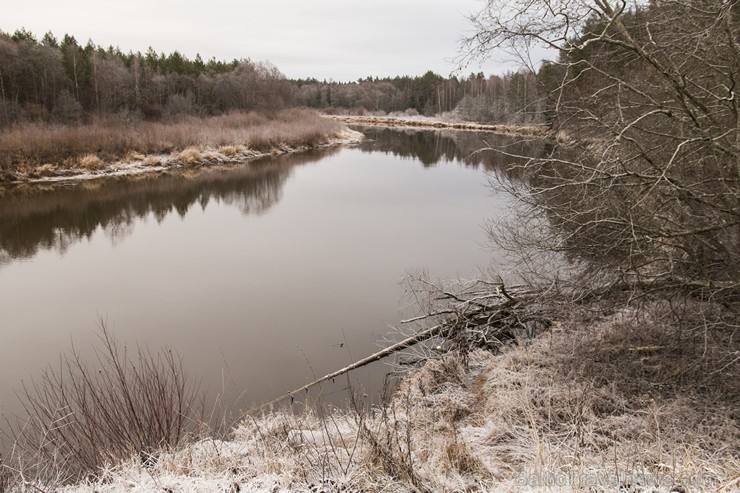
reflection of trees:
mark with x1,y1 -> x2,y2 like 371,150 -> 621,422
0,128 -> 546,265
0,148 -> 337,261
357,126 -> 542,173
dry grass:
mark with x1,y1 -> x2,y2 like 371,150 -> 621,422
25,300 -> 731,492
124,151 -> 146,161
142,156 -> 161,167
77,154 -> 104,170
0,109 -> 344,173
464,301 -> 739,491
325,114 -> 550,137
27,164 -> 56,178
178,147 -> 202,166
218,145 -> 239,156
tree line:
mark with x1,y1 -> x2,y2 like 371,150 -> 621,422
0,28 -> 292,127
0,28 -> 548,128
293,70 -> 545,124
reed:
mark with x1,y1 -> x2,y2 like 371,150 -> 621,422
0,109 -> 343,170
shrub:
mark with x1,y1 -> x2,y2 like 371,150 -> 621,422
9,322 -> 202,481
51,90 -> 83,124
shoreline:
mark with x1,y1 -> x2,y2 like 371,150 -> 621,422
0,128 -> 364,186
0,115 -> 546,186
323,114 -> 550,136
56,303 -> 737,493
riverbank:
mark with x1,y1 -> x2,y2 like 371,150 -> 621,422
48,299 -> 738,492
323,114 -> 550,137
0,110 -> 362,184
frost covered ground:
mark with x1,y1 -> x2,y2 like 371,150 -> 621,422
49,305 -> 738,493
11,129 -> 364,185
323,114 -> 548,137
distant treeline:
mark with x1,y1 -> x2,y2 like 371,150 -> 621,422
0,28 -> 547,128
293,70 -> 545,124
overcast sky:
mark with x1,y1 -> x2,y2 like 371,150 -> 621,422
2,0 -> 540,81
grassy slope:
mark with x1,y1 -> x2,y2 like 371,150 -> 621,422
55,302 -> 738,493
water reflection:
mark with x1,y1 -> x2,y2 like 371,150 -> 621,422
0,127 -> 545,441
356,126 -> 543,172
0,129 -> 545,265
0,148 -> 337,263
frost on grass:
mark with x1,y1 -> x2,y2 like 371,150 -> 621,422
1,109 -> 361,184
54,303 -> 738,493
77,154 -> 104,170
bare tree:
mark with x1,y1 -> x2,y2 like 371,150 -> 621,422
466,0 -> 739,307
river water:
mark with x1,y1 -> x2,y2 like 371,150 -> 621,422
0,127 -> 537,423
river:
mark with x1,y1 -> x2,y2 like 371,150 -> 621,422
0,126 -> 538,425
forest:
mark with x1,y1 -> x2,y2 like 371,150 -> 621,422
0,28 -> 545,129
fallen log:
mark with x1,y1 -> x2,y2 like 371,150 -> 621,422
245,280 -> 529,416
247,323 -> 445,413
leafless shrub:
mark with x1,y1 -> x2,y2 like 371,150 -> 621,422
0,455 -> 11,493
466,0 -> 739,317
8,321 -> 202,482
50,90 -> 82,124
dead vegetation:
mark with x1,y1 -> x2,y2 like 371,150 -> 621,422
3,321 -> 203,486
1,274 -> 734,492
7,291 -> 725,493
325,114 -> 549,137
0,109 -> 344,180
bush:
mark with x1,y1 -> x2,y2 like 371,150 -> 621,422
9,322 -> 202,481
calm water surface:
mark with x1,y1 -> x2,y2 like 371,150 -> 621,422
0,128 -> 536,420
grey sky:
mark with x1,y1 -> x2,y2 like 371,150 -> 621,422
2,0 -> 534,81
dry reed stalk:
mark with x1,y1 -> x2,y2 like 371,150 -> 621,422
0,109 -> 343,171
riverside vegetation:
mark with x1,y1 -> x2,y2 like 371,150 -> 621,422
1,0 -> 738,491
0,109 -> 354,182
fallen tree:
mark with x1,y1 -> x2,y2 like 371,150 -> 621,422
249,278 -> 540,413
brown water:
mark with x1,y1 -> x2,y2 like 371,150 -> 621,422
0,127 -> 538,422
